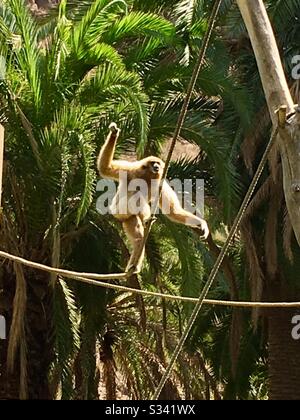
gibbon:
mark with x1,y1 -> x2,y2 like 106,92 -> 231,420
97,123 -> 209,273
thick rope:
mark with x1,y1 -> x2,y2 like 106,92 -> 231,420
132,0 -> 224,267
65,274 -> 300,307
151,127 -> 279,399
0,249 -> 129,281
1,247 -> 299,308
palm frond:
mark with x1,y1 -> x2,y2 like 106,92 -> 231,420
103,11 -> 175,43
76,133 -> 96,224
52,279 -> 81,399
6,0 -> 42,110
79,63 -> 149,151
71,0 -> 126,52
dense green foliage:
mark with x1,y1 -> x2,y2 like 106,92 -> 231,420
0,0 -> 300,400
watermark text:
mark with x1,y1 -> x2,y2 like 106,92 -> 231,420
291,315 -> 300,340
0,315 -> 6,340
96,175 -> 205,219
292,55 -> 300,80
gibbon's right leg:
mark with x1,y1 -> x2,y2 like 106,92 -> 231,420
123,215 -> 145,273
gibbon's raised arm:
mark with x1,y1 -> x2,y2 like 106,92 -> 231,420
97,122 -> 123,180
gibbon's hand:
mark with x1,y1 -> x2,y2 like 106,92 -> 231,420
109,122 -> 119,135
194,219 -> 209,240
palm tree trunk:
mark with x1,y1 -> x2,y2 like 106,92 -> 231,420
26,271 -> 55,399
268,308 -> 300,400
0,329 -> 20,399
0,267 -> 55,399
0,269 -> 19,399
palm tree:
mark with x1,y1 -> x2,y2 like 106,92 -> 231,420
0,0 -> 175,399
3,0 -> 298,400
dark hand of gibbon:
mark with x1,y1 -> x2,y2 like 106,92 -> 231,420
97,123 -> 209,273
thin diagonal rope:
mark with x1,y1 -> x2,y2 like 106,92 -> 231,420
131,0 -> 224,267
151,127 -> 279,400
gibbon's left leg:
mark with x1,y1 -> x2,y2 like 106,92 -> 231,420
160,181 -> 209,238
123,215 -> 145,273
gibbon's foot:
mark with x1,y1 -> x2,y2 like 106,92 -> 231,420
126,263 -> 140,276
109,122 -> 119,134
144,217 -> 156,229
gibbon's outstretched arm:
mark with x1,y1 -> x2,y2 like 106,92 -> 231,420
160,182 -> 209,238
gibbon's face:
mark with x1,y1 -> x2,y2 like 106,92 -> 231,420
139,157 -> 165,180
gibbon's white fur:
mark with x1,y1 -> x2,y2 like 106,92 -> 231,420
97,123 -> 209,272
